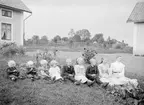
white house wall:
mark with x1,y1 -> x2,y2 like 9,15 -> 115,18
133,23 -> 144,55
0,8 -> 24,45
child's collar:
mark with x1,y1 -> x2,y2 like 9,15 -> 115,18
91,64 -> 96,67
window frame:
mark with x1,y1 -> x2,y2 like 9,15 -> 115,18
1,8 -> 13,18
1,23 -> 12,41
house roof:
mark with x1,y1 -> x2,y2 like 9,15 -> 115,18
0,0 -> 32,13
127,2 -> 144,23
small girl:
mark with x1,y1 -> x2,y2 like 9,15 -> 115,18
49,60 -> 63,81
26,61 -> 39,81
74,57 -> 93,86
38,60 -> 50,79
7,60 -> 20,81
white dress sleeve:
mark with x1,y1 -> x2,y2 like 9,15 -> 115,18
109,63 -> 114,76
98,64 -> 103,78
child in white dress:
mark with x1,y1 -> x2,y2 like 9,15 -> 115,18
49,60 -> 63,81
109,56 -> 138,88
74,57 -> 92,84
98,58 -> 111,83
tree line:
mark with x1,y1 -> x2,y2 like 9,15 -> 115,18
25,29 -> 129,49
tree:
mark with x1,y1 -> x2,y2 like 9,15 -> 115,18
68,29 -> 75,38
106,36 -> 118,48
69,40 -> 74,48
62,37 -> 69,42
122,40 -> 125,43
25,39 -> 32,45
86,39 -> 91,46
75,29 -> 91,41
40,35 -> 48,44
107,36 -> 111,43
91,33 -> 104,44
53,35 -> 61,43
32,35 -> 40,45
72,35 -> 81,42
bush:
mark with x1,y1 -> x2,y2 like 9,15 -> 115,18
112,44 -> 123,49
0,42 -> 25,57
36,49 -> 56,67
123,46 -> 133,53
82,48 -> 97,64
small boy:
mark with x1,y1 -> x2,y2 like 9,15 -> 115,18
38,59 -> 50,79
26,61 -> 39,81
7,60 -> 20,81
62,59 -> 75,83
86,58 -> 102,85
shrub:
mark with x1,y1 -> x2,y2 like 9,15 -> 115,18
123,46 -> 133,53
0,42 -> 25,57
112,44 -> 123,49
18,46 -> 25,55
36,49 -> 56,67
82,48 -> 97,64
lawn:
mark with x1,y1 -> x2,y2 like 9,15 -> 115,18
0,51 -> 144,105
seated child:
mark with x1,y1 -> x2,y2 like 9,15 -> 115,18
74,57 -> 93,85
109,56 -> 138,87
86,58 -> 102,85
26,61 -> 39,81
98,58 -> 111,83
7,60 -> 20,81
49,60 -> 63,81
38,60 -> 50,79
62,59 -> 75,82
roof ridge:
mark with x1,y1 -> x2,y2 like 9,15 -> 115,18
127,2 -> 144,23
0,0 -> 32,13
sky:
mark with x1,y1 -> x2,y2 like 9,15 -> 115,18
23,0 -> 144,46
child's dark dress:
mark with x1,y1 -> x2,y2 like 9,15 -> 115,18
7,67 -> 20,79
86,65 -> 101,84
62,65 -> 75,82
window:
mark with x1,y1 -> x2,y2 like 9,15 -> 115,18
2,9 -> 12,18
1,23 -> 12,40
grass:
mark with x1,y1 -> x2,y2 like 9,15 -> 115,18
0,52 -> 144,105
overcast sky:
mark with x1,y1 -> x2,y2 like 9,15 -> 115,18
23,0 -> 144,46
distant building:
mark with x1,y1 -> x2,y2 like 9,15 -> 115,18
0,0 -> 32,45
127,2 -> 144,55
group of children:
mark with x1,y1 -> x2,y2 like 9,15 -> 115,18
6,56 -> 144,104
6,56 -> 138,89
